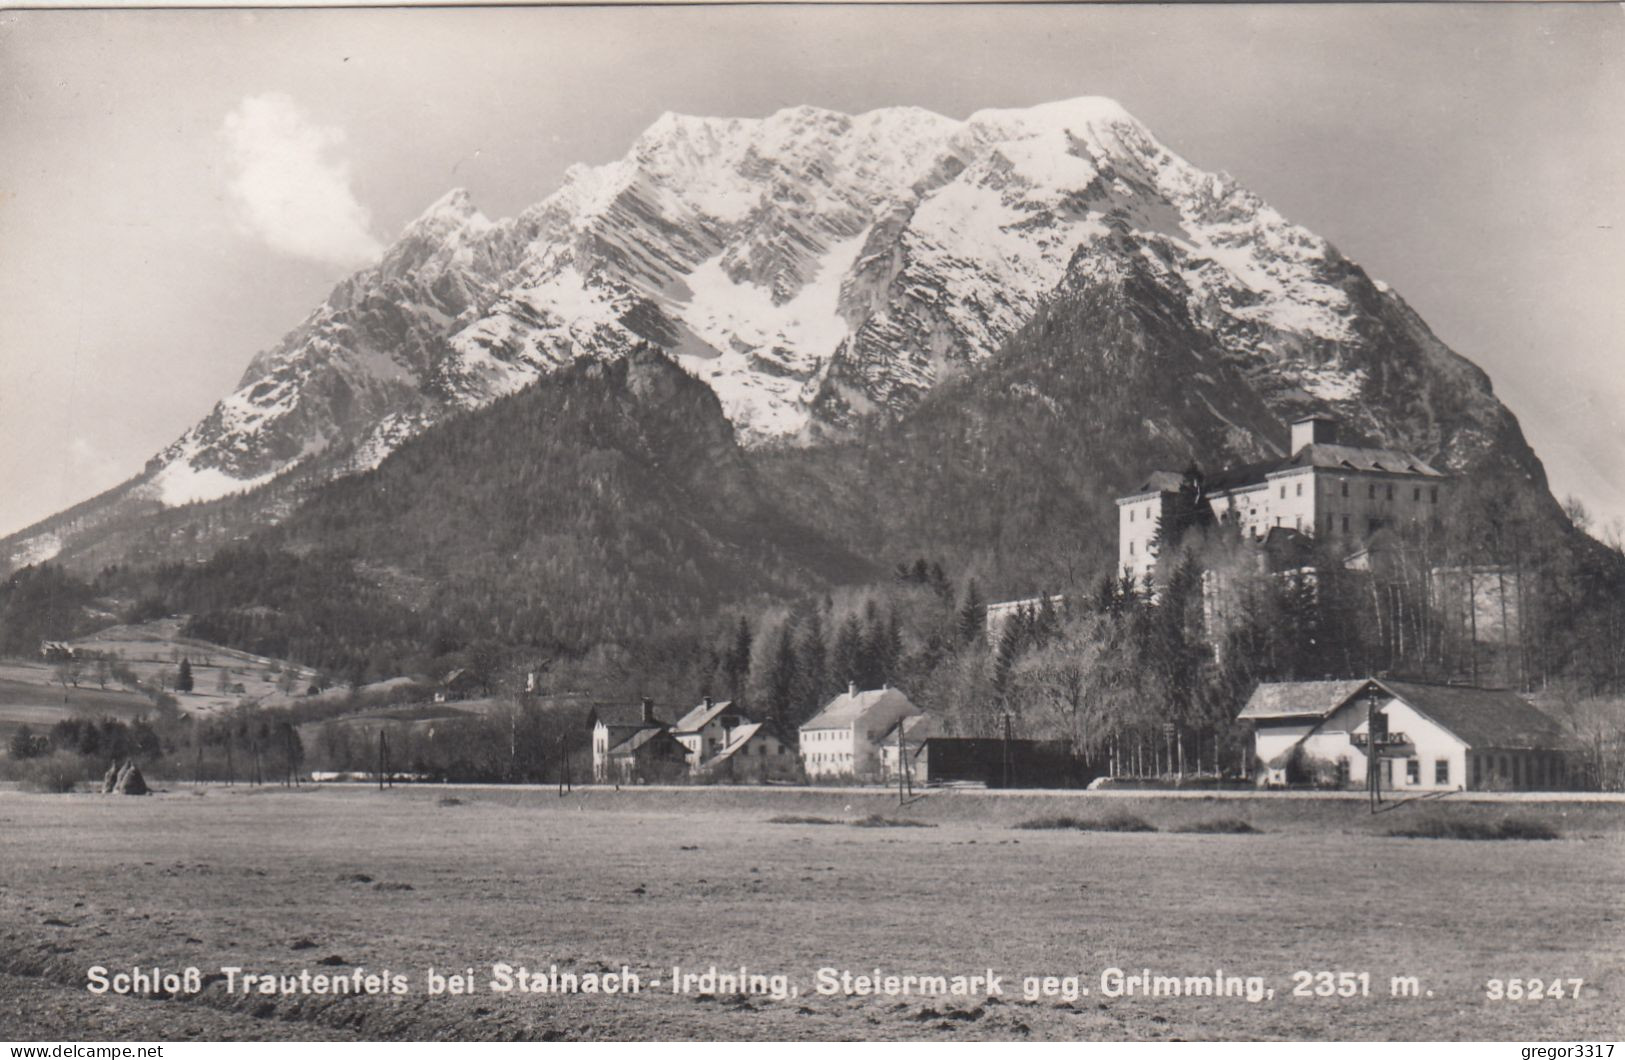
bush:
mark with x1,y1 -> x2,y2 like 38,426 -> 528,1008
17,751 -> 88,793
1175,818 -> 1261,834
8,724 -> 49,760
768,814 -> 842,825
1385,816 -> 1560,841
850,814 -> 935,828
1014,813 -> 1157,833
1014,816 -> 1089,830
1093,812 -> 1157,833
1493,817 -> 1562,840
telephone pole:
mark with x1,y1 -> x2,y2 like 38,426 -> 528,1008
1367,686 -> 1383,813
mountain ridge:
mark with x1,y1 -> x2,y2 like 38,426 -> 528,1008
0,94 -> 1560,574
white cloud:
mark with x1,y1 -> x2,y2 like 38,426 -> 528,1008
222,92 -> 383,267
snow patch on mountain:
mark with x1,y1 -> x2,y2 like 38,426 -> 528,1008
149,459 -> 278,506
681,229 -> 866,364
12,530 -> 61,566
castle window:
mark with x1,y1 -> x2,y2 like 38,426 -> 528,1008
1431,487 -> 1439,504
1368,484 -> 1376,499
1296,482 -> 1303,497
1128,541 -> 1134,555
1413,487 -> 1421,502
1341,480 -> 1349,497
1129,510 -> 1134,522
1279,486 -> 1286,500
1386,484 -> 1395,501
1342,515 -> 1350,533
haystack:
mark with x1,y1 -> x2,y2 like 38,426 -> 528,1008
114,761 -> 149,796
101,761 -> 120,794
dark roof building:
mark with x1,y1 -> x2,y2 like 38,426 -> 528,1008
1241,678 -> 1576,791
590,698 -> 676,781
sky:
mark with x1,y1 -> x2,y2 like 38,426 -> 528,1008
1,4 -> 1622,539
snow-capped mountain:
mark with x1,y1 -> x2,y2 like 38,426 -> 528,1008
147,95 -> 1411,493
4,95 -> 1548,568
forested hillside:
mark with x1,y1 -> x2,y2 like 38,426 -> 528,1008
114,347 -> 873,681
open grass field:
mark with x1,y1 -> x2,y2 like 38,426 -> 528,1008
0,618 -> 334,749
0,666 -> 155,750
68,618 -> 317,718
0,785 -> 1620,1041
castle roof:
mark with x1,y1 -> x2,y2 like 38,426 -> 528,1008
1120,441 -> 1443,502
1280,443 -> 1444,477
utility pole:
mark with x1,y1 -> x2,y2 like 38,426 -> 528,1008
897,722 -> 905,806
1367,686 -> 1383,813
378,729 -> 390,790
1002,711 -> 1013,789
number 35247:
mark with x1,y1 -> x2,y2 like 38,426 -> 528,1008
1485,978 -> 1584,1000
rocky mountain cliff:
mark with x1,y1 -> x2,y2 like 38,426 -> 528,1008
3,95 -> 1553,572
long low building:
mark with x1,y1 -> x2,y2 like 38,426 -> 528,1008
1240,678 -> 1576,791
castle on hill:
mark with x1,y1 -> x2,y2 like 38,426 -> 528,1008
1115,415 -> 1450,582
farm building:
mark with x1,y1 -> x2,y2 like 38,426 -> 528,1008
590,699 -> 685,782
799,684 -> 921,781
670,697 -> 750,773
887,732 -> 1080,789
1240,678 -> 1576,792
697,721 -> 799,783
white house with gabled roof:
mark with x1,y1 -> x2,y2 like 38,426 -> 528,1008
799,684 -> 921,781
699,720 -> 799,782
1239,678 -> 1575,791
670,696 -> 749,772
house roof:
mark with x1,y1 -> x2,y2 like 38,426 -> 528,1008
1381,681 -> 1575,751
591,703 -> 671,731
1239,680 -> 1369,721
672,699 -> 738,734
1122,470 -> 1186,497
702,721 -> 793,768
879,713 -> 938,745
800,687 -> 917,731
711,722 -> 765,762
607,726 -> 682,757
1202,460 -> 1284,494
1240,678 -> 1574,751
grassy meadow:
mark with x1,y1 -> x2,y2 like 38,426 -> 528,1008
0,785 -> 1620,1041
